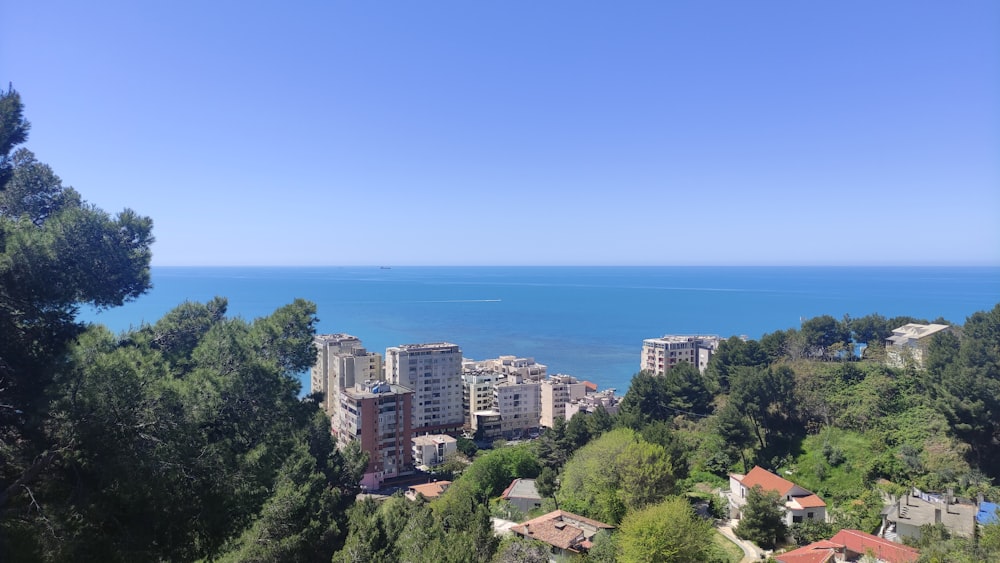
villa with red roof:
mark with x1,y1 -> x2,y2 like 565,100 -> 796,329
510,510 -> 614,557
775,529 -> 919,563
730,466 -> 827,526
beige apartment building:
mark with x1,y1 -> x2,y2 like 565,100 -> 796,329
462,369 -> 506,431
334,380 -> 413,490
539,374 -> 587,428
494,378 -> 542,437
311,334 -> 383,421
385,342 -> 465,434
640,335 -> 721,375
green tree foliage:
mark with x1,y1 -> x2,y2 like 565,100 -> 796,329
849,313 -> 892,345
728,365 -> 797,452
706,336 -> 769,391
491,535 -> 550,563
934,304 -> 1000,474
734,486 -> 788,550
789,519 -> 835,546
616,497 -> 715,563
432,444 -> 540,533
559,428 -> 676,524
799,315 -> 852,359
619,365 -> 712,430
0,88 -> 157,559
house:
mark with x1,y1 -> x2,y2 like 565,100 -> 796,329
501,478 -> 543,514
776,529 -> 919,563
730,466 -> 827,525
411,434 -> 457,468
405,480 -> 451,501
880,488 -> 977,541
885,323 -> 951,369
510,510 -> 614,557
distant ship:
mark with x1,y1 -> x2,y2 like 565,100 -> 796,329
379,266 -> 391,270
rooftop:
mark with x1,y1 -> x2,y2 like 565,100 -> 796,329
775,540 -> 839,563
884,491 -> 977,537
405,480 -> 451,500
510,510 -> 614,553
412,434 -> 457,447
830,529 -> 919,563
886,323 -> 950,344
502,478 -> 542,502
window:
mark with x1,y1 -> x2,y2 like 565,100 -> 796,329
807,512 -> 814,519
792,515 -> 803,523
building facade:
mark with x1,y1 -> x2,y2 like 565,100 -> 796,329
885,323 -> 951,369
335,380 -> 413,489
411,434 -> 457,468
539,375 -> 587,428
640,335 -> 721,375
565,389 -> 621,420
495,379 -> 542,437
311,334 -> 383,420
385,342 -> 465,433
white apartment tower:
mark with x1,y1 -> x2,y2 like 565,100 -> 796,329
640,335 -> 720,375
385,342 -> 465,433
311,334 -> 383,421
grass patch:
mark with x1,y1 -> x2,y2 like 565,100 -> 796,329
711,530 -> 745,563
782,427 -> 871,504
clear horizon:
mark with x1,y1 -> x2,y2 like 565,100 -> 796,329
3,1 -> 998,267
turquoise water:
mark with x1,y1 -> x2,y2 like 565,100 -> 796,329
81,266 -> 1000,393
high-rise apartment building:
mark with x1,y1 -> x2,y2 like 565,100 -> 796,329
494,379 -> 542,436
311,334 -> 383,421
385,342 -> 464,433
334,380 -> 413,489
640,335 -> 721,375
462,369 -> 506,430
539,375 -> 587,428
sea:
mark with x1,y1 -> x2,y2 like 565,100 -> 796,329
80,266 -> 1000,395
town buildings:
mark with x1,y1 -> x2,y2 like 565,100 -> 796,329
411,434 -> 457,468
640,335 -> 721,375
565,388 -> 620,420
495,378 -> 542,436
385,342 -> 465,434
334,380 -> 413,489
885,323 -> 952,369
310,334 -> 382,420
466,355 -> 547,381
539,374 -> 587,428
729,466 -> 827,526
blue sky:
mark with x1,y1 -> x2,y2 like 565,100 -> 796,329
2,1 -> 998,266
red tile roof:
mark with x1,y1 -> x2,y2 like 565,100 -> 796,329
775,541 -> 838,563
829,529 -> 919,563
736,466 -> 797,496
790,494 -> 827,509
510,510 -> 614,552
407,481 -> 451,499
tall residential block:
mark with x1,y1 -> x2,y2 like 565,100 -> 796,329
539,375 -> 587,428
334,380 -> 413,489
462,369 -> 506,431
640,335 -> 720,375
385,342 -> 464,433
495,378 -> 542,436
311,334 -> 382,421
